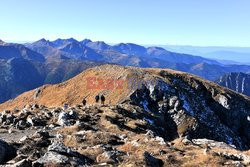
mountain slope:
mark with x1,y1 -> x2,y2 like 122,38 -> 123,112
58,41 -> 103,60
0,40 -> 102,103
217,72 -> 250,96
112,43 -> 147,56
1,64 -> 249,150
146,47 -> 220,65
0,58 -> 101,103
0,42 -> 45,62
0,58 -> 44,103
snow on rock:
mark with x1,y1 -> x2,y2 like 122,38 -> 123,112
218,95 -> 230,109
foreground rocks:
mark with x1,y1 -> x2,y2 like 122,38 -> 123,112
0,103 -> 249,166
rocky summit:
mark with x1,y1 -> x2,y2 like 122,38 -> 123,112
0,65 -> 250,166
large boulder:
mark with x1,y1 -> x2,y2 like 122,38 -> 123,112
34,142 -> 93,166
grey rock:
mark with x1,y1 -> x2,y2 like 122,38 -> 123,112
57,112 -> 72,126
192,139 -> 235,149
16,120 -> 27,130
169,96 -> 178,108
47,142 -> 93,165
7,159 -> 32,167
34,151 -> 69,165
32,130 -> 50,139
216,152 -> 250,164
26,116 -> 44,127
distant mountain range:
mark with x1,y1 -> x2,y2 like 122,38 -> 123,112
25,38 -> 219,65
0,40 -> 102,103
1,38 -> 250,103
162,45 -> 250,64
0,41 -> 45,62
25,38 -> 250,80
217,72 -> 250,96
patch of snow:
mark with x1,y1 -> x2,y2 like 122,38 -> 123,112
236,74 -> 239,92
146,79 -> 169,96
242,77 -> 245,93
130,140 -> 139,147
179,94 -> 195,116
155,136 -> 166,145
26,117 -> 33,126
218,95 -> 230,109
225,136 -> 233,145
143,117 -> 154,125
148,84 -> 155,95
140,101 -> 151,113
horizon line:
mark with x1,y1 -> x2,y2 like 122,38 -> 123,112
3,38 -> 250,48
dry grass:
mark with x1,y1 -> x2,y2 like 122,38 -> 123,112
2,64 -> 249,111
0,65 -> 133,111
57,125 -> 80,135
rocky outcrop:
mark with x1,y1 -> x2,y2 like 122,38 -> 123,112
0,103 -> 249,166
217,72 -> 250,96
128,69 -> 250,150
34,141 -> 94,166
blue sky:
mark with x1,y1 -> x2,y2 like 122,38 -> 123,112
0,0 -> 249,46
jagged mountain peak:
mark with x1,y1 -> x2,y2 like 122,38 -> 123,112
36,38 -> 48,43
112,43 -> 147,55
81,39 -> 92,45
33,38 -> 55,47
52,38 -> 78,46
85,41 -> 111,50
0,41 -> 45,62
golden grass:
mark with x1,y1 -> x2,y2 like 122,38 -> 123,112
2,64 -> 249,111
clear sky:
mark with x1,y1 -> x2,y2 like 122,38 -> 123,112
0,0 -> 249,46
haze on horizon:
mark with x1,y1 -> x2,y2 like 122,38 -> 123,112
0,0 -> 250,47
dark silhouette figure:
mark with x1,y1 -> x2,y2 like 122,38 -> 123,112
82,98 -> 87,106
95,95 -> 100,103
101,95 -> 105,105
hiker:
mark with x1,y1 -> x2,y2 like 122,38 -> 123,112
63,104 -> 69,110
101,95 -> 105,105
82,98 -> 87,106
95,95 -> 100,103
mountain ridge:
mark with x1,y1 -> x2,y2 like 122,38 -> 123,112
1,38 -> 250,104
0,64 -> 250,151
